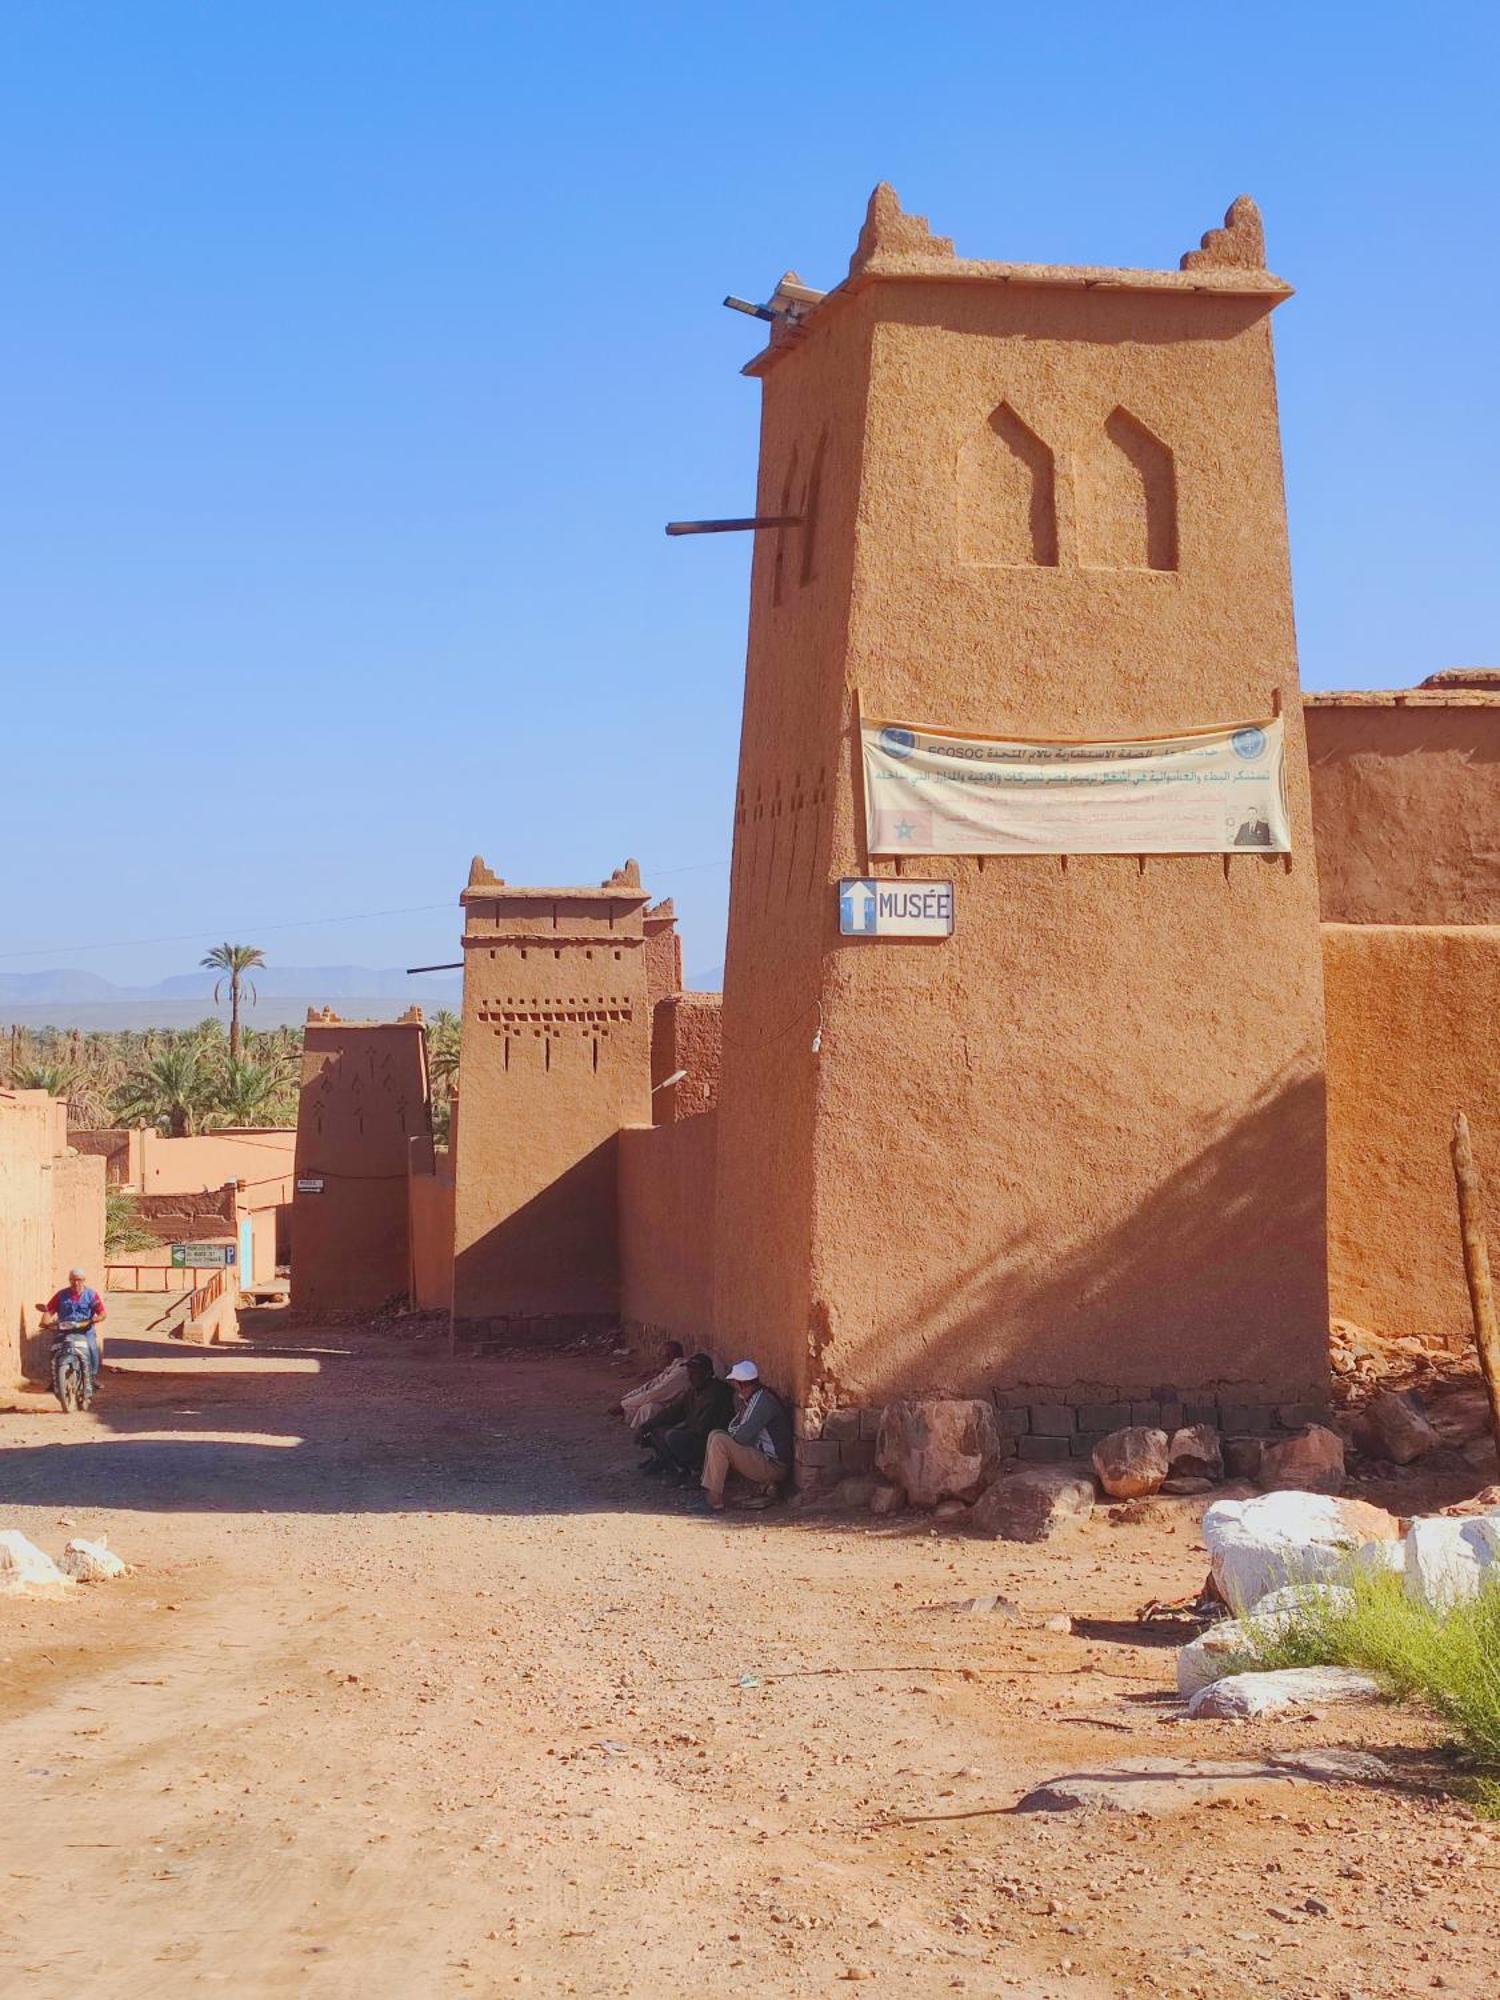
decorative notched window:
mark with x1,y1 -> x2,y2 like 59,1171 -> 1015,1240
1078,407 -> 1178,572
959,401 -> 1058,567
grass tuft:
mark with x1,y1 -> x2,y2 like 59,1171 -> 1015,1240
1229,1568 -> 1500,1806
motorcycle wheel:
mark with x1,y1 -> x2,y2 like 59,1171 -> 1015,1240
54,1353 -> 85,1415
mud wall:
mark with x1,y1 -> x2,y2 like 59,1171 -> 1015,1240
1306,697 -> 1500,925
619,1111 -> 718,1349
1323,923 -> 1500,1342
1,1091 -> 105,1385
409,1154 -> 455,1312
650,992 -> 722,1124
291,1017 -> 434,1313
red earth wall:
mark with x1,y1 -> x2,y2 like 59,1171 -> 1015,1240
291,1013 -> 434,1312
1323,923 -> 1500,1343
1306,694 -> 1500,924
618,1110 -> 719,1351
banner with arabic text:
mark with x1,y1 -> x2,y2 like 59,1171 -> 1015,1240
861,715 -> 1289,856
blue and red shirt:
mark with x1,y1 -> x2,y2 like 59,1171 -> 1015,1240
47,1285 -> 105,1330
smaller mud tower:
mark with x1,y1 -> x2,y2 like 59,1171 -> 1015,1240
451,858 -> 653,1341
290,1009 -> 434,1312
714,189 -> 1330,1416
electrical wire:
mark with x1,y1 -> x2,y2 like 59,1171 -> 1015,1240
0,855 -> 732,965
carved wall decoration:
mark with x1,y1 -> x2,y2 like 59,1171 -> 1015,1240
1078,406 -> 1178,572
958,401 -> 1058,567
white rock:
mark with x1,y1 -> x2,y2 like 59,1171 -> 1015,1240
1187,1666 -> 1381,1718
1404,1514 -> 1500,1613
1202,1491 -> 1399,1614
1176,1587 -> 1354,1697
59,1538 -> 128,1581
0,1529 -> 71,1599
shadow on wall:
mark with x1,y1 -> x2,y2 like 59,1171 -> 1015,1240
825,1062 -> 1329,1403
454,1137 -> 620,1326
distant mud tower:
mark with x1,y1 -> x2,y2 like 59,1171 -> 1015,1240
290,1010 -> 434,1312
451,858 -> 653,1340
714,188 -> 1329,1411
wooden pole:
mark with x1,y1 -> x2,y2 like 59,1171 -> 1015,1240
1451,1111 -> 1500,1461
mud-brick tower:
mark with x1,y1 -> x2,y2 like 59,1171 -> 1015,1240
714,189 -> 1329,1417
451,857 -> 653,1341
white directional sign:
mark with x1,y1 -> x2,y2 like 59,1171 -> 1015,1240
838,878 -> 955,938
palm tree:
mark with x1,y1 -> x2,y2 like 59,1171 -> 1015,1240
112,1041 -> 213,1137
201,943 -> 266,1062
207,1056 -> 293,1129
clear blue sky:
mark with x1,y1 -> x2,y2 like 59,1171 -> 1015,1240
2,2 -> 1495,989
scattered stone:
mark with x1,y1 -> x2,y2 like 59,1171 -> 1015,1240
1203,1492 -> 1398,1614
1404,1513 -> 1500,1613
1015,1748 -> 1389,1816
1427,1389 -> 1495,1447
1357,1391 -> 1441,1465
0,1530 -> 71,1600
970,1465 -> 1094,1544
1168,1424 -> 1224,1482
875,1399 -> 1005,1508
1092,1426 -> 1169,1500
828,1476 -> 878,1511
58,1538 -> 128,1581
1258,1425 -> 1346,1495
1177,1586 -> 1355,1696
925,1592 -> 1022,1619
869,1482 -> 907,1517
1186,1666 -> 1381,1719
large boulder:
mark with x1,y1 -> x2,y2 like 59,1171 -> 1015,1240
0,1530 -> 71,1600
1168,1424 -> 1224,1482
59,1538 -> 128,1581
1404,1514 -> 1500,1613
1186,1666 -> 1382,1719
1176,1585 -> 1355,1696
970,1465 -> 1094,1543
1092,1427 -> 1169,1500
875,1399 -> 1004,1509
1203,1492 -> 1399,1614
1257,1424 -> 1346,1495
1357,1390 -> 1441,1465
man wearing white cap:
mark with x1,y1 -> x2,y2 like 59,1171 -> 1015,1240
41,1267 -> 108,1393
701,1360 -> 792,1510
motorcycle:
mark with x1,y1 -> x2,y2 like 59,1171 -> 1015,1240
36,1309 -> 97,1414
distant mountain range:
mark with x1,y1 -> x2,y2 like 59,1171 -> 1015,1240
1,961 -> 721,1031
0,964 -> 462,1030
0,964 -> 458,1004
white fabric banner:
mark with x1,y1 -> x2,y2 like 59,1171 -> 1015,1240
861,715 -> 1290,857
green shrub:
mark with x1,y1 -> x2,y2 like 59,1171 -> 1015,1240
1231,1568 -> 1500,1807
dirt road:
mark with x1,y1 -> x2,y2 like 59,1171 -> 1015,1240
2,1314 -> 1497,1999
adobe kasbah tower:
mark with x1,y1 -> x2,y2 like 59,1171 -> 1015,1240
714,188 -> 1329,1417
452,856 -> 654,1338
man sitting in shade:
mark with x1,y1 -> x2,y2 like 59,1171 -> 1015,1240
701,1360 -> 792,1511
637,1353 -> 734,1482
611,1339 -> 690,1431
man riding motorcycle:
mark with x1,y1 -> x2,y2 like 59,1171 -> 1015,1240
39,1267 -> 107,1396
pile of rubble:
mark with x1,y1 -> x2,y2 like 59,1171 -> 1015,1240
849,1341 -> 1499,1538
1331,1317 -> 1498,1476
0,1528 -> 128,1598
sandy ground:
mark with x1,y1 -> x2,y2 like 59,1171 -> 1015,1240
2,1308 -> 1498,2000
